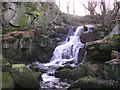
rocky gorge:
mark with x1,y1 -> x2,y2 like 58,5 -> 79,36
1,2 -> 120,90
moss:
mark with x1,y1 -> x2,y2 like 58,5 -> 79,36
2,72 -> 15,89
12,64 -> 25,68
12,64 -> 40,88
2,58 -> 12,72
55,68 -> 71,80
104,33 -> 120,41
17,13 -> 29,26
70,67 -> 86,80
68,76 -> 98,89
85,33 -> 120,62
115,66 -> 120,80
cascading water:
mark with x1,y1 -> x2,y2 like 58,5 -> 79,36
41,26 -> 84,85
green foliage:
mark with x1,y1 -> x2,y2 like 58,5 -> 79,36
2,26 -> 17,34
24,2 -> 37,12
32,11 -> 40,16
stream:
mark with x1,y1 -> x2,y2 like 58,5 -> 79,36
40,26 -> 84,89
27,25 -> 94,89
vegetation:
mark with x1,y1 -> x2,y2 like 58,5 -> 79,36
1,1 -> 120,89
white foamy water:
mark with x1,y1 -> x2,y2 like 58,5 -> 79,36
44,26 -> 84,67
41,26 -> 84,83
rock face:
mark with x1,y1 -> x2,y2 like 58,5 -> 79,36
2,26 -> 70,63
81,28 -> 100,43
12,64 -> 40,88
55,64 -> 97,81
85,33 -> 120,63
2,72 -> 15,89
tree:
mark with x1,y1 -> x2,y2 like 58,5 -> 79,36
80,0 -> 120,34
66,0 -> 70,14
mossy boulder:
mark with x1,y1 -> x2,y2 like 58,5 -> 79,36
55,64 -> 93,80
70,67 -> 86,80
68,76 -> 98,89
12,64 -> 40,88
68,76 -> 120,89
55,68 -> 71,80
2,72 -> 15,89
85,33 -> 120,62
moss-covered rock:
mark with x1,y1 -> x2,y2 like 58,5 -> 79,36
2,72 -> 15,89
70,67 -> 86,80
12,64 -> 40,88
55,68 -> 71,80
68,76 -> 120,89
68,76 -> 98,89
55,64 -> 93,80
85,33 -> 120,63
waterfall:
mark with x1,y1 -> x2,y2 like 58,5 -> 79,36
41,26 -> 84,83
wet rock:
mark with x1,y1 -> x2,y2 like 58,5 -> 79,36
55,38 -> 62,42
68,76 -> 120,89
40,81 -> 70,89
68,76 -> 98,89
2,72 -> 15,89
40,81 -> 55,89
55,68 -> 71,80
12,64 -> 40,88
30,62 -> 47,72
55,65 -> 87,80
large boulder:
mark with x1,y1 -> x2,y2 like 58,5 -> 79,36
3,3 -> 16,27
10,7 -> 29,27
2,72 -> 15,89
85,33 -> 120,63
12,64 -> 40,88
68,76 -> 120,89
55,64 -> 96,81
68,76 -> 98,89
